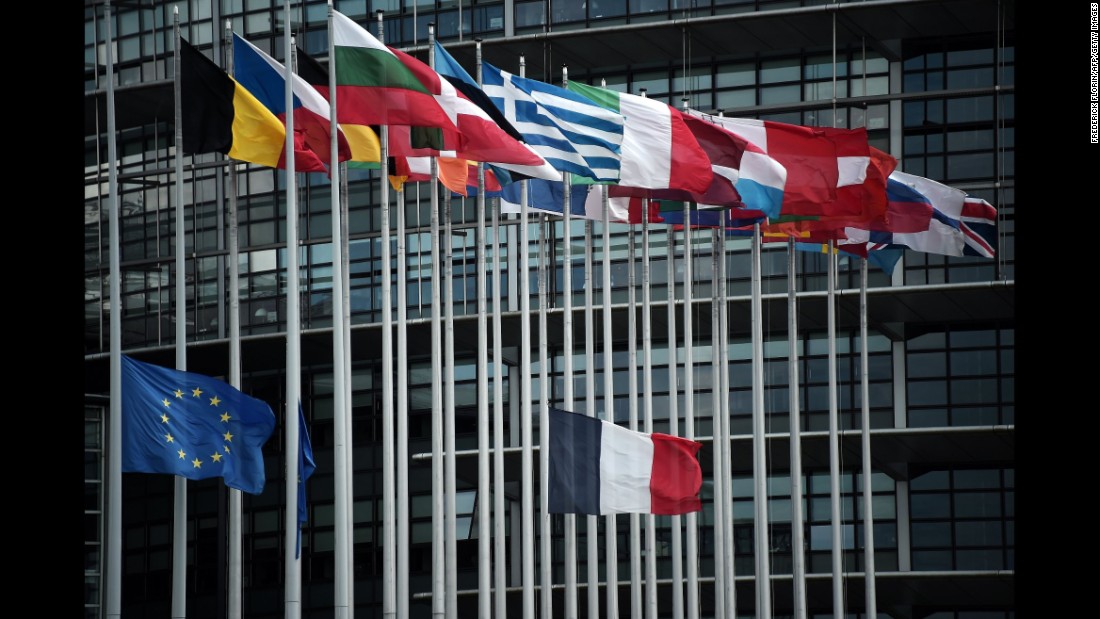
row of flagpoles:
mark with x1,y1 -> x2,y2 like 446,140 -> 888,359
97,1 -> 1002,618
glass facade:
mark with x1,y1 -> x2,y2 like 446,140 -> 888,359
85,1 -> 1015,617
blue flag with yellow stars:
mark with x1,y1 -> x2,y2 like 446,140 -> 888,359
120,355 -> 276,494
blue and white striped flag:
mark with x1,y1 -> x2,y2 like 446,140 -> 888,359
481,62 -> 624,182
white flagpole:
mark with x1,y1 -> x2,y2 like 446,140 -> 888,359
709,218 -> 727,619
718,210 -> 736,616
627,200 -> 642,619
602,185 -> 620,619
105,1 -> 122,616
666,206 -> 684,619
172,9 -> 188,619
860,258 -> 878,617
561,69 -> 578,619
642,200 -> 658,619
329,4 -> 352,618
224,20 -> 243,619
682,202 -> 699,619
476,84 -> 492,619
428,24 -> 445,619
751,225 -> 773,617
519,53 -> 536,619
787,240 -> 808,619
538,209 -> 552,619
827,241 -> 845,619
396,177 -> 411,619
283,10 -> 303,618
483,42 -> 509,619
583,216 -> 599,619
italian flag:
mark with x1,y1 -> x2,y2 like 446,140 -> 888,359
331,10 -> 456,130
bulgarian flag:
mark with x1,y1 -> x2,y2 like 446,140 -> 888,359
330,10 -> 457,131
568,80 -> 713,195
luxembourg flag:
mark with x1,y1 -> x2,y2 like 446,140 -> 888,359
547,407 -> 703,516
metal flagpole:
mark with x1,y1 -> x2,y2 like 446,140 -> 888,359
224,21 -> 243,619
827,241 -> 845,619
328,4 -> 352,618
283,11 -> 303,618
787,240 -> 808,619
627,200 -> 642,619
561,69 -> 578,619
666,208 -> 684,619
602,185 -> 619,619
860,258 -> 878,617
751,225 -> 773,617
718,210 -> 736,617
105,1 -> 122,616
396,178 -> 411,619
482,42 -> 509,619
519,53 -> 536,619
682,202 -> 699,619
538,209 -> 552,619
427,22 -> 446,619
476,116 -> 492,619
426,28 -> 459,619
642,200 -> 658,619
584,216 -> 599,619
709,218 -> 727,619
171,9 -> 188,619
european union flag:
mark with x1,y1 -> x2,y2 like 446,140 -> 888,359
120,355 -> 276,494
297,400 -> 315,559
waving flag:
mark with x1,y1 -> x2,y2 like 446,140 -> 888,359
481,61 -> 623,182
179,38 -> 286,169
120,355 -> 276,494
231,33 -> 350,171
296,401 -> 315,559
567,81 -> 712,194
548,407 -> 702,516
295,46 -> 381,169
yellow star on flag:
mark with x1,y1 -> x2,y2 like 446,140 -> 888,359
165,433 -> 174,443
162,398 -> 171,407
178,449 -> 186,459
223,431 -> 233,442
209,395 -> 221,407
161,413 -> 169,423
174,389 -> 183,398
211,452 -> 223,463
220,412 -> 231,423
224,445 -> 231,454
192,458 -> 203,468
192,387 -> 203,397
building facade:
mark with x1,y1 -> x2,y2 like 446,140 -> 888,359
84,0 -> 1015,617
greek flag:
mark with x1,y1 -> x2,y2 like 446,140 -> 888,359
481,61 -> 624,182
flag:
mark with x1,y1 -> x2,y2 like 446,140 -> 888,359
387,46 -> 550,169
179,38 -> 286,169
329,10 -> 457,130
686,111 -> 877,222
295,46 -> 382,169
566,81 -> 712,194
296,401 -> 315,559
389,155 -> 472,195
481,61 -> 624,182
120,355 -> 276,494
499,178 -> 600,219
547,407 -> 703,515
232,33 -> 351,172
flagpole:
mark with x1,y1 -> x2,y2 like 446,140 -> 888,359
482,41 -> 509,619
224,20 -> 243,619
682,201 -> 700,619
538,208 -> 552,619
751,224 -> 773,617
666,208 -> 684,619
718,209 -> 736,617
827,241 -> 845,619
105,1 -> 123,616
172,9 -> 188,619
396,178 -> 411,619
583,216 -> 599,619
341,160 -> 356,619
519,52 -> 536,619
787,239 -> 808,619
476,103 -> 492,619
627,200 -> 642,619
561,70 -> 578,619
282,9 -> 303,618
602,185 -> 620,619
859,257 -> 878,618
328,4 -> 352,618
642,200 -> 658,619
709,218 -> 727,619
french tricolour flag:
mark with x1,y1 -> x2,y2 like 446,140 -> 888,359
547,407 -> 703,516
